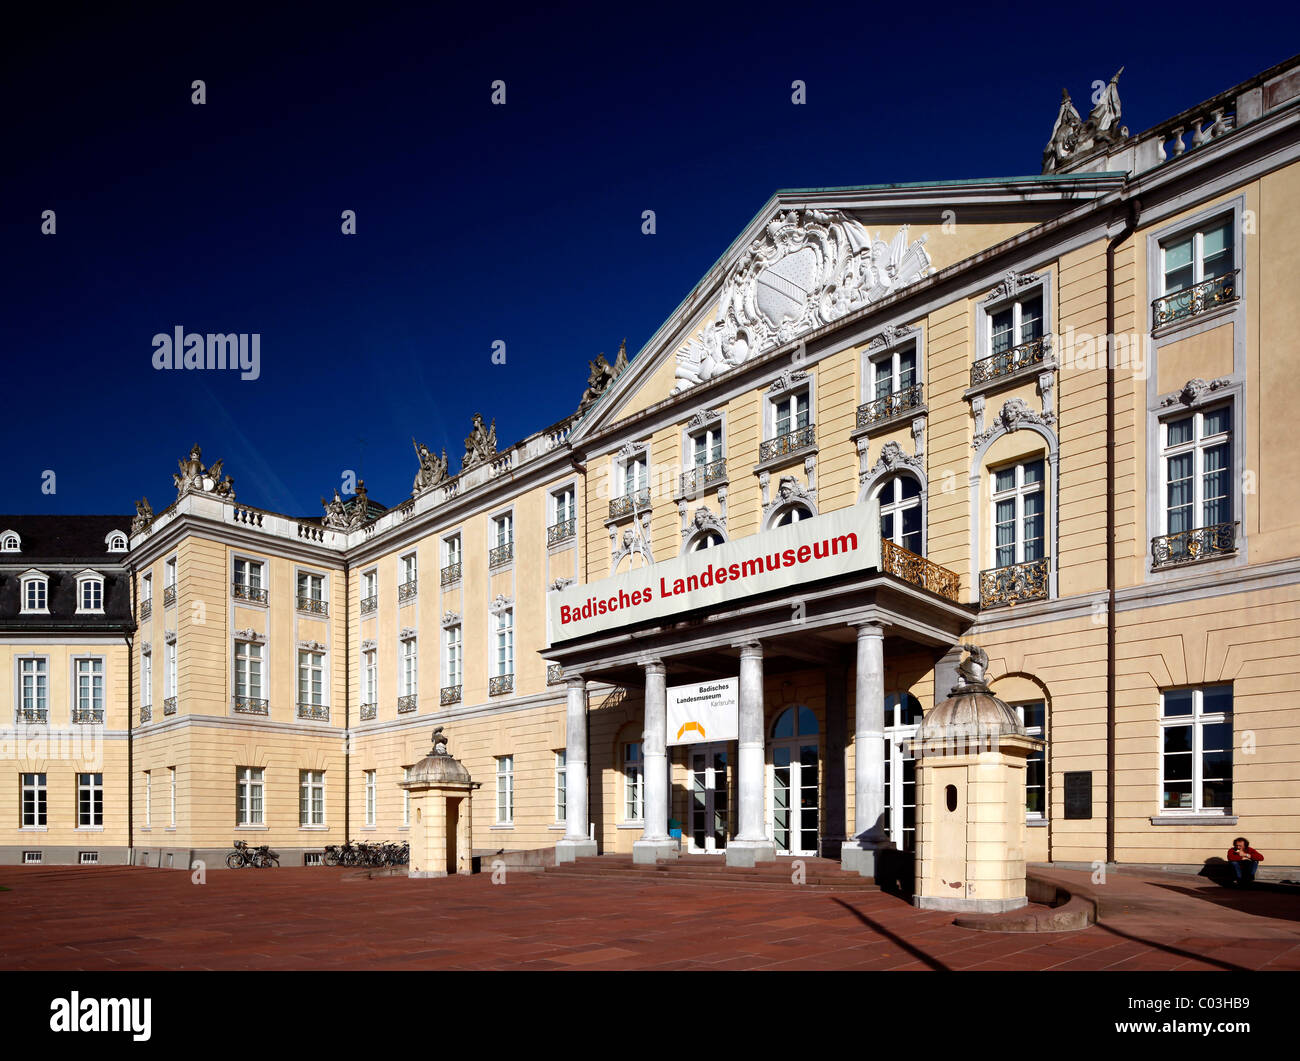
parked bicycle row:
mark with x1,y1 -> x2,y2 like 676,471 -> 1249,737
324,840 -> 409,867
226,839 -> 280,868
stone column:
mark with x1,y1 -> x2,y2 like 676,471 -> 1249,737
727,641 -> 776,867
843,622 -> 888,876
633,659 -> 677,863
556,675 -> 597,863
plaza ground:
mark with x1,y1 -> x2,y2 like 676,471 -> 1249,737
1,861 -> 1298,971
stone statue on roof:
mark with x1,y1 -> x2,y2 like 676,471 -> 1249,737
412,438 -> 449,495
461,414 -> 498,471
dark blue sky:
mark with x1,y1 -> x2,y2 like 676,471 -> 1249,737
3,3 -> 1293,516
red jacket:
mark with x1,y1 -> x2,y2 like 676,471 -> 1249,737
1227,846 -> 1263,862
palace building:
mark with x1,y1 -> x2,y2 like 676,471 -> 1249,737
4,56 -> 1299,876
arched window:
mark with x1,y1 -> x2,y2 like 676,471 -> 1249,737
691,531 -> 724,550
106,531 -> 128,552
876,475 -> 923,554
774,504 -> 813,527
1,530 -> 20,553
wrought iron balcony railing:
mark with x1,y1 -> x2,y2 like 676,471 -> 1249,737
1153,270 -> 1238,328
679,458 -> 727,497
139,599 -> 152,621
359,702 -> 377,721
360,594 -> 377,615
398,579 -> 418,604
609,487 -> 651,520
489,541 -> 514,568
232,581 -> 268,604
163,697 -> 177,716
1151,521 -> 1238,569
296,595 -> 328,617
140,704 -> 152,723
547,663 -> 564,685
440,685 -> 462,706
17,707 -> 49,724
72,707 -> 105,725
548,518 -> 576,546
979,557 -> 1050,608
489,673 -> 514,697
970,335 -> 1051,388
297,702 -> 329,722
163,584 -> 176,607
880,538 -> 961,602
233,695 -> 269,716
397,694 -> 418,714
758,424 -> 816,463
857,383 -> 924,429
440,562 -> 462,586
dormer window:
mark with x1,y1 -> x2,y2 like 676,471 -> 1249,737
76,572 -> 105,614
1,530 -> 20,553
20,572 -> 49,614
105,531 -> 128,553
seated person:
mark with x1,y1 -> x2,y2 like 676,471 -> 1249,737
1226,837 -> 1264,885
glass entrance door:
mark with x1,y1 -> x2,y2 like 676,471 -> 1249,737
883,693 -> 923,851
689,745 -> 730,853
769,705 -> 820,855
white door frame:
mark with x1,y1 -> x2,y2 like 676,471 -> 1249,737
687,743 -> 730,853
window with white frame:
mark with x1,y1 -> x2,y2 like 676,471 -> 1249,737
774,502 -> 813,527
1161,218 -> 1234,295
991,458 -> 1046,568
552,485 -> 576,525
770,388 -> 811,439
401,636 -> 418,697
1162,404 -> 1232,536
141,572 -> 152,606
22,772 -> 47,827
77,772 -> 103,828
496,756 -> 514,824
401,552 -> 417,585
493,513 -> 513,548
140,648 -> 152,708
165,640 -> 178,702
299,770 -> 325,826
233,558 -> 264,595
1,531 -> 20,552
365,770 -> 376,827
870,342 -> 918,399
1160,685 -> 1232,815
988,290 -> 1044,357
236,766 -> 264,826
1013,702 -> 1047,819
493,609 -> 514,677
235,640 -> 264,701
362,647 -> 377,704
169,766 -> 176,826
689,423 -> 723,468
876,475 -> 923,554
555,749 -> 567,823
362,568 -> 377,601
107,531 -> 127,552
443,624 -> 462,687
164,557 -> 177,590
691,530 -> 725,550
443,534 -> 462,568
296,571 -> 326,609
144,770 -> 151,828
21,573 -> 48,614
621,451 -> 649,496
77,573 -> 104,613
19,657 -> 48,721
623,743 -> 644,820
298,650 -> 325,706
74,658 -> 104,721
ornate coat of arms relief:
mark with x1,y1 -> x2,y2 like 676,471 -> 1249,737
672,209 -> 931,393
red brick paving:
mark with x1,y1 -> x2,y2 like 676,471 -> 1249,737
0,863 -> 1297,970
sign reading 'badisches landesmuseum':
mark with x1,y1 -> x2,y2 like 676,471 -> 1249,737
546,505 -> 880,644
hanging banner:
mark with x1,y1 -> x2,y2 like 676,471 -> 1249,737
666,678 -> 739,746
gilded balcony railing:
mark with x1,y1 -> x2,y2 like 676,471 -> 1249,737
609,488 -> 651,520
440,562 -> 462,586
759,425 -> 816,463
232,581 -> 268,604
970,335 -> 1051,388
397,694 -> 417,714
679,458 -> 727,497
857,384 -> 924,428
163,584 -> 176,607
18,706 -> 49,724
547,663 -> 564,685
233,695 -> 269,716
297,595 -> 328,617
879,538 -> 961,602
440,685 -> 462,706
297,702 -> 329,722
398,579 -> 418,604
72,708 -> 105,725
1153,270 -> 1238,328
489,541 -> 514,568
359,702 -> 377,721
979,557 -> 1050,608
548,518 -> 576,546
489,673 -> 514,696
1151,521 -> 1238,569
360,594 -> 377,615
163,697 -> 177,716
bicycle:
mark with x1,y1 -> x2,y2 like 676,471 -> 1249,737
226,839 -> 280,868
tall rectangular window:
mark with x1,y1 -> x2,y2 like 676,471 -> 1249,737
444,625 -> 462,687
992,459 -> 1045,568
164,557 -> 177,589
169,766 -> 176,826
141,573 -> 152,605
236,766 -> 264,826
494,610 -> 514,677
19,657 -> 48,720
496,756 -> 514,824
1162,404 -> 1232,535
77,773 -> 103,827
362,569 -> 377,600
403,766 -> 412,826
165,641 -> 177,701
141,649 -> 153,708
493,513 -> 513,548
144,770 -> 151,828
401,637 -> 418,696
444,535 -> 462,567
233,558 -> 264,592
299,770 -> 325,826
689,425 -> 723,467
21,772 -> 47,827
555,749 -> 567,824
623,743 -> 644,820
362,648 -> 377,704
622,453 -> 648,495
22,577 -> 47,613
553,486 -> 575,524
871,343 -> 918,399
75,657 -> 105,720
1162,219 -> 1234,294
297,650 -> 325,706
401,552 -> 417,584
1160,685 -> 1232,814
989,293 -> 1044,356
365,770 -> 376,827
78,577 -> 104,613
1015,702 -> 1047,819
772,391 -> 810,437
236,641 -> 264,700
